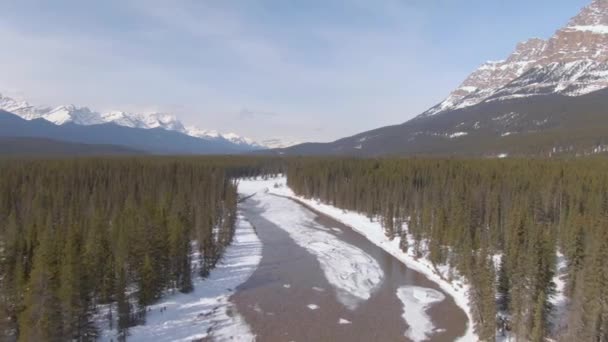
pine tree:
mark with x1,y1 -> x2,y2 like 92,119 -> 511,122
18,227 -> 63,342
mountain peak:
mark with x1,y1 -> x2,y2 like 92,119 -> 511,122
422,0 -> 608,117
569,0 -> 608,27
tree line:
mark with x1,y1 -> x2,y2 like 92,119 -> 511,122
285,157 -> 608,341
0,156 -> 282,341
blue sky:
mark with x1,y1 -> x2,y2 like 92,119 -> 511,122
0,0 -> 590,142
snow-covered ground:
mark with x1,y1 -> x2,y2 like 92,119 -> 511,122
255,176 -> 478,342
97,212 -> 262,342
239,178 -> 384,311
550,251 -> 569,335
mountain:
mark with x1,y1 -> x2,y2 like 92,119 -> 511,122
0,137 -> 143,156
424,0 -> 608,117
0,110 -> 249,155
258,138 -> 301,149
275,0 -> 608,158
0,93 -> 265,150
185,126 -> 265,148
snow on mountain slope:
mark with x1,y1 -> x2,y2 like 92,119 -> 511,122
259,138 -> 301,149
222,132 -> 260,148
0,95 -> 104,125
185,127 -> 271,148
0,92 -> 265,150
423,0 -> 608,117
184,126 -> 223,140
101,111 -> 186,132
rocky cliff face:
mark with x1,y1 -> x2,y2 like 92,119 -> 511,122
423,0 -> 608,116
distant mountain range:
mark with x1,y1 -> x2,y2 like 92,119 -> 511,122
0,137 -> 143,156
0,109 -> 255,155
274,0 -> 608,158
0,93 -> 297,153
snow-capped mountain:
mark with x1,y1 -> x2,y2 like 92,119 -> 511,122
0,93 -> 267,150
101,111 -> 186,132
274,0 -> 608,158
0,94 -> 105,125
423,0 -> 608,117
185,126 -> 266,148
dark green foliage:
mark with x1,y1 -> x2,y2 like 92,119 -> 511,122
285,157 -> 608,341
0,157 -> 282,341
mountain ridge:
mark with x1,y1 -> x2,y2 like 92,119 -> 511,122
0,110 -> 252,155
0,92 -> 283,150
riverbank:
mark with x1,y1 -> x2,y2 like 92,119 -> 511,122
259,176 -> 478,342
236,177 -> 469,341
97,212 -> 261,342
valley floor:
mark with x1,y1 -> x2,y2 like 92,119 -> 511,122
99,176 -> 474,341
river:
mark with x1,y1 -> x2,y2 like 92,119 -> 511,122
231,184 -> 468,342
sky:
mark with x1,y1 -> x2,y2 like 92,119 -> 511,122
0,0 -> 591,143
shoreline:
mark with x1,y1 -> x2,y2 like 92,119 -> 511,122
97,212 -> 261,342
236,178 -> 467,341
266,177 -> 478,342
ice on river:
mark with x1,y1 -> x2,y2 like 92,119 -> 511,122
397,286 -> 446,342
261,176 -> 477,341
239,178 -> 384,311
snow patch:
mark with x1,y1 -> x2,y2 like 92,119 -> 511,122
550,251 -> 568,334
449,132 -> 468,139
568,25 -> 608,34
460,86 -> 478,92
338,318 -> 352,325
307,304 -> 320,310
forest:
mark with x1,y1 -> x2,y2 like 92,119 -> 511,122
3,155 -> 608,341
0,157 -> 281,341
286,157 -> 608,342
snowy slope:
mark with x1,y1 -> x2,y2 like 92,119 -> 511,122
259,138 -> 301,149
